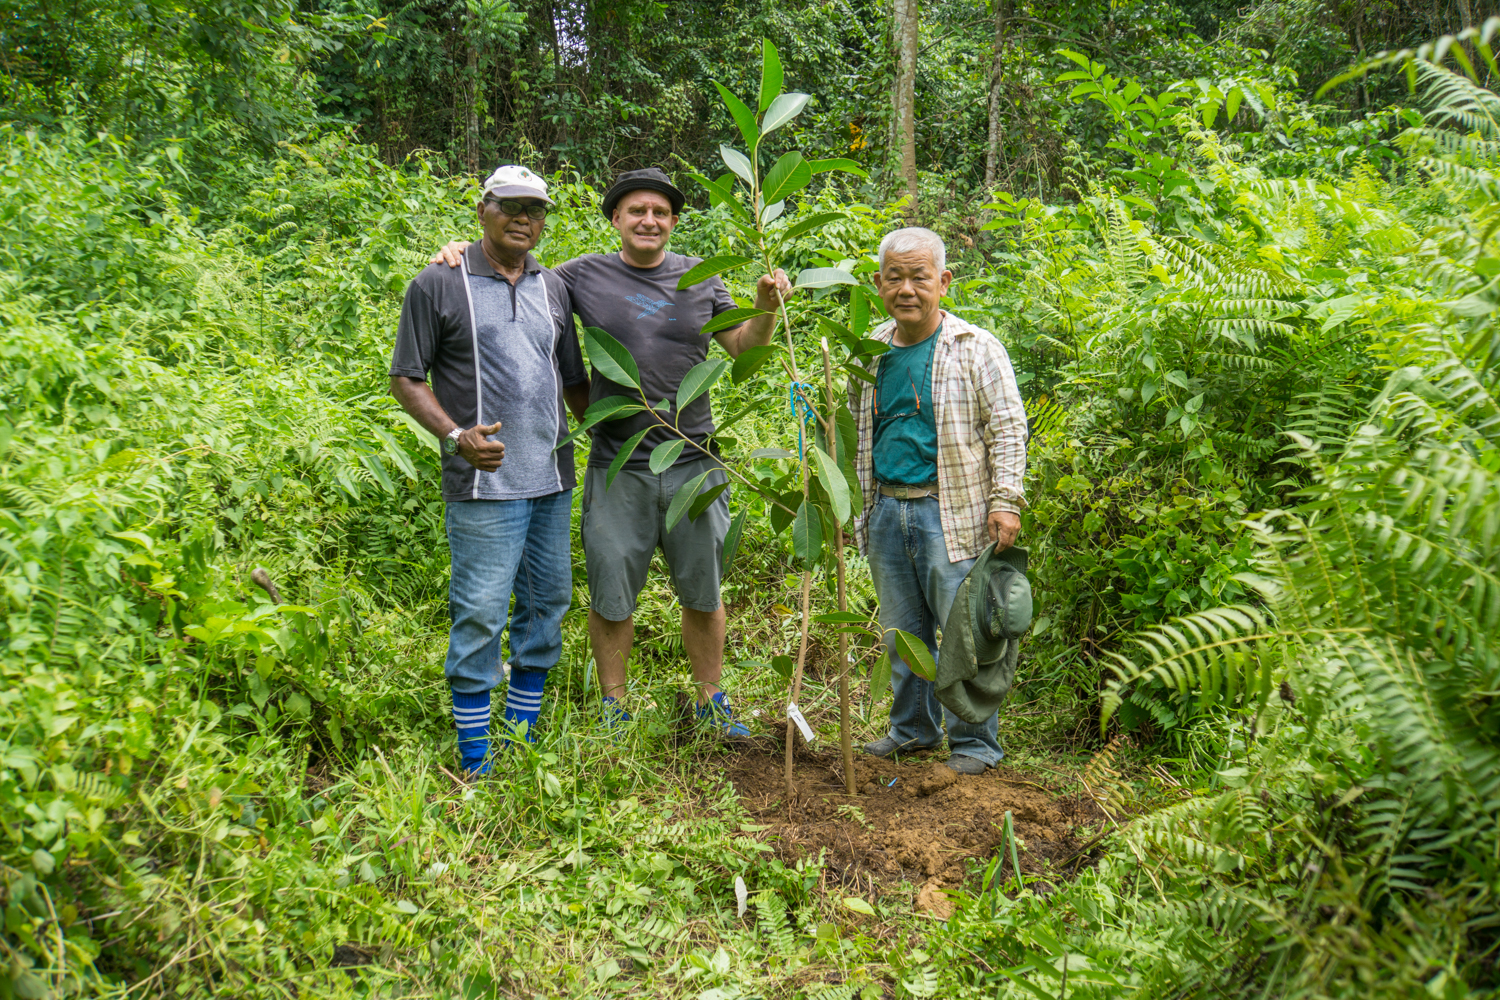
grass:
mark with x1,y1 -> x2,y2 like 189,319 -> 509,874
142,516 -> 1100,1000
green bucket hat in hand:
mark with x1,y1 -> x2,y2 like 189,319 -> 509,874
936,545 -> 1034,725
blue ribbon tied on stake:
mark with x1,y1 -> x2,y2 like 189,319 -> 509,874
788,382 -> 817,460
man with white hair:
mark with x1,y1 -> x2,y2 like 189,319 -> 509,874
389,165 -> 591,775
851,226 -> 1028,774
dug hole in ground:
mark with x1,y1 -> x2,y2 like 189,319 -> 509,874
703,728 -> 1100,920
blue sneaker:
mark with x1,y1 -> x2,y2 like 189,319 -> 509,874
697,691 -> 751,737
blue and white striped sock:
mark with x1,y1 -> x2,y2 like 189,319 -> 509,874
451,690 -> 491,773
503,667 -> 546,745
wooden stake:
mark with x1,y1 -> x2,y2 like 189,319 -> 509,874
785,567 -> 813,809
820,339 -> 856,795
785,380 -> 815,810
836,524 -> 853,794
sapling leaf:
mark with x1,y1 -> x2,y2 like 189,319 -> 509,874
850,286 -> 871,336
712,81 -> 759,149
724,216 -> 764,243
890,628 -> 937,681
688,172 -> 751,223
732,344 -> 779,384
664,470 -> 712,533
812,611 -> 867,623
792,500 -> 823,567
833,409 -> 857,452
688,481 -> 728,521
761,200 -> 785,225
649,439 -> 686,473
761,92 -> 811,136
555,395 -> 644,450
842,362 -> 876,384
797,267 -> 858,288
819,315 -> 855,350
750,448 -> 796,459
605,427 -> 652,490
759,39 -> 784,112
869,650 -> 892,705
722,507 -> 747,575
702,307 -> 769,335
811,445 -> 850,523
678,255 -> 754,290
762,151 -> 812,204
677,358 -> 729,411
779,211 -> 847,243
720,145 -> 753,185
584,326 -> 641,390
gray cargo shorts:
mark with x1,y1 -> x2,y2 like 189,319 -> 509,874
581,455 -> 730,620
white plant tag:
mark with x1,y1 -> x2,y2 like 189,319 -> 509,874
734,876 -> 748,918
787,702 -> 815,743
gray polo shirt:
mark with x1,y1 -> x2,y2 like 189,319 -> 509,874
390,244 -> 587,501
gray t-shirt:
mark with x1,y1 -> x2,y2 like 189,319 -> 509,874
390,244 -> 588,501
553,252 -> 736,470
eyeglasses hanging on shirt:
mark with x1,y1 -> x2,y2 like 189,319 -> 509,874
873,330 -> 937,426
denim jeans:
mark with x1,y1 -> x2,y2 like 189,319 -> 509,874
867,492 -> 1004,765
444,491 -> 574,695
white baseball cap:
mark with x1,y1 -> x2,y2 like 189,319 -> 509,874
481,164 -> 553,205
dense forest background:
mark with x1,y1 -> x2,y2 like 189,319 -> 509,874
3,0 -> 1500,997
6,0 -> 1495,204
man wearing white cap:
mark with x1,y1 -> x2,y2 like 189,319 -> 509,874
389,165 -> 591,774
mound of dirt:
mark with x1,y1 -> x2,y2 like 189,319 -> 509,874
720,744 -> 1095,896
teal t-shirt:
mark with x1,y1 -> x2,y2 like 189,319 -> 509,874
872,326 -> 939,486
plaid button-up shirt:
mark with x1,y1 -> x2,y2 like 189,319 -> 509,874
850,312 -> 1028,563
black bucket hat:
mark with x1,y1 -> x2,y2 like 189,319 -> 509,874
935,545 -> 1034,724
601,167 -> 686,219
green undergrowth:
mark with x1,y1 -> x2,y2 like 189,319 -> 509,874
0,120 -> 1037,998
5,35 -> 1500,997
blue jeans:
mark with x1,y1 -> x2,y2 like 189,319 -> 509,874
867,493 -> 1004,765
444,491 -> 574,695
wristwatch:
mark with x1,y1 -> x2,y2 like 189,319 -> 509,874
443,427 -> 463,455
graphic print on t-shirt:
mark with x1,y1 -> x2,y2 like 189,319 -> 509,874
626,293 -> 672,318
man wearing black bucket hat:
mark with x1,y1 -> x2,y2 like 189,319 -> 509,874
435,167 -> 790,737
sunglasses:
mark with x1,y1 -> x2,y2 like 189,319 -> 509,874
484,196 -> 549,220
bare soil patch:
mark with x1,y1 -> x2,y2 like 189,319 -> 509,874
717,741 -> 1097,900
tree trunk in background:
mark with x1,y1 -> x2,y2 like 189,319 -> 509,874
892,0 -> 919,210
984,0 -> 1010,192
1453,0 -> 1477,75
465,42 -> 481,174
